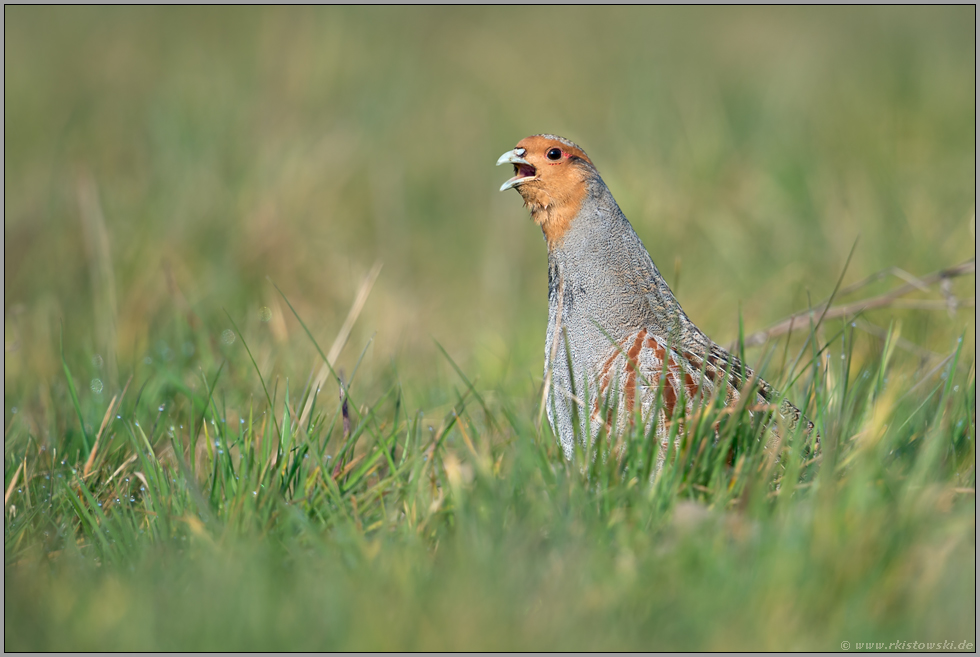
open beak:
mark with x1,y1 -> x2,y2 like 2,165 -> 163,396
496,148 -> 537,191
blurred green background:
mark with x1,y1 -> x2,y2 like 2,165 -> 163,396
4,7 -> 976,651
5,6 -> 975,409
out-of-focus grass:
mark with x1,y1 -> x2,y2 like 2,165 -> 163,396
4,6 -> 976,651
3,313 -> 976,650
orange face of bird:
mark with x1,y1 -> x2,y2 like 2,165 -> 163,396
497,134 -> 595,246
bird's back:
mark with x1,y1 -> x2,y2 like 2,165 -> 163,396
544,176 -> 812,461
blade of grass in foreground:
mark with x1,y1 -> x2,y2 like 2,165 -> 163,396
60,324 -> 90,454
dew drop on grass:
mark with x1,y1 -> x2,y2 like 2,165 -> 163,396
158,404 -> 166,412
221,329 -> 236,345
90,378 -> 103,394
158,341 -> 175,362
259,307 -> 272,322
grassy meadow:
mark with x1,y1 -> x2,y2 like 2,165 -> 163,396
4,6 -> 976,650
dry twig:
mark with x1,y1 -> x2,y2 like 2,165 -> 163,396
738,259 -> 975,350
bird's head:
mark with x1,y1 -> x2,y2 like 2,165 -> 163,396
497,134 -> 597,247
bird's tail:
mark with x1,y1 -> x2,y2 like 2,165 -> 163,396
707,342 -> 820,453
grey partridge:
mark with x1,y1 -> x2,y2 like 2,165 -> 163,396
497,134 -> 814,465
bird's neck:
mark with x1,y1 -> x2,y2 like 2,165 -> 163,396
546,185 -> 703,345
520,175 -> 593,248
528,199 -> 578,247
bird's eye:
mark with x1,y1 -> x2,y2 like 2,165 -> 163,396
546,148 -> 562,161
